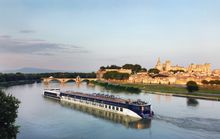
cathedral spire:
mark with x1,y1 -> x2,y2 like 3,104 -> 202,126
155,57 -> 163,70
157,57 -> 161,64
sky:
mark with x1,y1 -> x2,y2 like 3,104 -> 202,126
0,0 -> 220,72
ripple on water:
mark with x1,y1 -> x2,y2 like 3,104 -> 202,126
154,115 -> 220,133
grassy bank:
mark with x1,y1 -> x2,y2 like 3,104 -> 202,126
124,83 -> 220,95
127,83 -> 220,100
90,81 -> 141,93
92,80 -> 220,101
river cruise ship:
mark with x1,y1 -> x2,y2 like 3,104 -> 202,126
44,89 -> 153,119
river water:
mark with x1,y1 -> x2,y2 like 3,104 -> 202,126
4,82 -> 220,139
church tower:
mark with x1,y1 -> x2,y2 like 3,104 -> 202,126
155,57 -> 163,71
164,60 -> 171,71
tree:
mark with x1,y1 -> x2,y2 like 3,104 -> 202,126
0,90 -> 20,138
106,65 -> 121,69
201,80 -> 209,85
186,81 -> 199,93
122,64 -> 144,73
103,71 -> 130,80
148,68 -> 160,74
140,68 -> 147,72
122,64 -> 134,70
99,66 -> 106,71
209,80 -> 220,85
133,64 -> 142,73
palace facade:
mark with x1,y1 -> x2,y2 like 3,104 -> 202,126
155,58 -> 186,72
155,58 -> 211,75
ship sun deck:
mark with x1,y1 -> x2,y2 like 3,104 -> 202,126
61,91 -> 149,107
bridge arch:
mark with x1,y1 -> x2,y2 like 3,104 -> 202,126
47,78 -> 62,83
64,79 -> 76,83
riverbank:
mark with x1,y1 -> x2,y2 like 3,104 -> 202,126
91,80 -> 220,101
0,80 -> 40,88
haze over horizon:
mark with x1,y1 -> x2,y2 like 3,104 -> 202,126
0,0 -> 220,72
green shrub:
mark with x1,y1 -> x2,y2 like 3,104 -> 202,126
186,81 -> 199,92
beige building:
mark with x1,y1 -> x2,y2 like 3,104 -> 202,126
128,73 -> 176,85
213,69 -> 220,74
212,69 -> 220,77
188,63 -> 211,74
128,72 -> 220,85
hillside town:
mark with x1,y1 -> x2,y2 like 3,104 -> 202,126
97,58 -> 220,86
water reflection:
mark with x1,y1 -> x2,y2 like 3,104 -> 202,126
61,101 -> 151,129
154,94 -> 172,103
186,98 -> 199,107
43,97 -> 151,129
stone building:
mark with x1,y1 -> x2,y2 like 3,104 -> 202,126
155,58 -> 163,71
188,63 -> 211,74
155,58 -> 211,75
155,58 -> 186,72
212,69 -> 220,77
128,73 -> 176,85
213,69 -> 220,74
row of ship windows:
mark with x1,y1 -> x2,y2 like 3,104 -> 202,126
105,105 -> 123,112
63,96 -> 123,112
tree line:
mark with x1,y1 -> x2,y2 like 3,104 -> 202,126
169,70 -> 185,74
0,72 -> 96,83
100,64 -> 147,74
103,71 -> 130,80
202,80 -> 220,85
100,64 -> 164,80
100,64 -> 165,75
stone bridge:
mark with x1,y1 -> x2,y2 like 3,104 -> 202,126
42,76 -> 97,84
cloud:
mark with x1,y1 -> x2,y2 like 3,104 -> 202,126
0,35 -> 88,55
19,30 -> 36,34
0,35 -> 11,38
